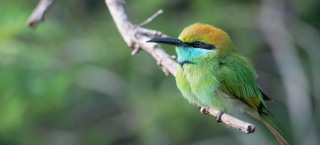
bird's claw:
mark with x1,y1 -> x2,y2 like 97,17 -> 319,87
199,107 -> 223,123
199,107 -> 209,114
216,111 -> 224,123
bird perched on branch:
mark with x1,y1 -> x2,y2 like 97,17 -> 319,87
147,23 -> 289,145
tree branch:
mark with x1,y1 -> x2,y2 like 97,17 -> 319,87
27,0 -> 55,28
105,0 -> 255,134
138,9 -> 163,27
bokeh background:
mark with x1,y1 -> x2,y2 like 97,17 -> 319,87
0,0 -> 319,145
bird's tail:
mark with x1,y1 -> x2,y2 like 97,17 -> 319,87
260,114 -> 290,145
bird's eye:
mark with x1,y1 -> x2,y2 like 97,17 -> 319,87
188,41 -> 215,50
193,41 -> 202,47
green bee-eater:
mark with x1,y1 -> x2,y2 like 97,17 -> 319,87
148,23 -> 289,145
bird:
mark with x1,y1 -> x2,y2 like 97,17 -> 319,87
147,23 -> 289,145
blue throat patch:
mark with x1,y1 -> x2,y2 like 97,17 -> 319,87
175,46 -> 216,64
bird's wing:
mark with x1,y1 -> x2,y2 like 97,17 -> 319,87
217,55 -> 268,113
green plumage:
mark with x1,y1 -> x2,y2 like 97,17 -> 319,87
176,52 -> 268,114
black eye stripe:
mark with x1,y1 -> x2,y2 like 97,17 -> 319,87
185,41 -> 215,50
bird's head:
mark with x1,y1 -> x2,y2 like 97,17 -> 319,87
148,23 -> 236,64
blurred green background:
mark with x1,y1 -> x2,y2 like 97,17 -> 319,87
0,0 -> 319,145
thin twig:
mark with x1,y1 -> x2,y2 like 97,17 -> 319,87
105,0 -> 255,134
27,0 -> 55,28
138,9 -> 164,27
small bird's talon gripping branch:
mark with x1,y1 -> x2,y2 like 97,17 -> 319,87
199,107 -> 210,114
200,107 -> 225,123
216,111 -> 224,123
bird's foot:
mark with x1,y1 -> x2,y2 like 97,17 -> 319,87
216,111 -> 224,123
199,107 -> 210,114
199,107 -> 224,123
199,107 -> 210,115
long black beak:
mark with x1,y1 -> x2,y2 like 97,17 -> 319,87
147,38 -> 184,46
